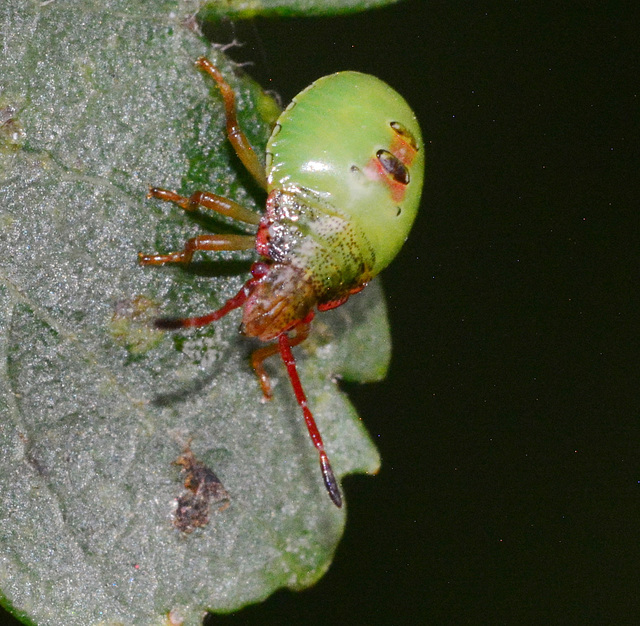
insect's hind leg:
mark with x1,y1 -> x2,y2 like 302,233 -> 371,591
195,57 -> 269,191
147,187 -> 261,226
138,233 -> 255,266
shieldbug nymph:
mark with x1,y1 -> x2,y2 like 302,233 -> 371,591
139,57 -> 424,507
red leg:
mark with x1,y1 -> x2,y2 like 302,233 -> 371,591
147,187 -> 261,226
250,320 -> 311,400
196,57 -> 269,191
277,332 -> 342,508
138,233 -> 255,266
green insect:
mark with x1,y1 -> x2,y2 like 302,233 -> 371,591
140,57 -> 424,507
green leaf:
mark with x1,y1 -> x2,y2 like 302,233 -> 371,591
198,0 -> 402,20
0,1 -> 389,624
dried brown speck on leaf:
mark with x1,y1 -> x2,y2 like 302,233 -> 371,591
172,444 -> 230,533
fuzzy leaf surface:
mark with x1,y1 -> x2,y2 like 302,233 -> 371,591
0,1 -> 388,624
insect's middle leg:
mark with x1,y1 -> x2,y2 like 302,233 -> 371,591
138,233 -> 255,266
147,187 -> 261,226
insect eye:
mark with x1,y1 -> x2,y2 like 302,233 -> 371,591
390,121 -> 419,151
376,149 -> 410,185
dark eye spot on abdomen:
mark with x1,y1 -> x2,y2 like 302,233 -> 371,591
377,149 -> 410,185
390,121 -> 419,151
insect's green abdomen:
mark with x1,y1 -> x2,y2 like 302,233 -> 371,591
266,71 -> 424,277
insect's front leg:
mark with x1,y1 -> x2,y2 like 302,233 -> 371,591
138,233 -> 255,266
250,318 -> 312,400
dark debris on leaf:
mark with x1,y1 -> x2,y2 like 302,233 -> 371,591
172,444 -> 230,533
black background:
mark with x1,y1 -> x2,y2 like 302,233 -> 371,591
3,1 -> 637,624
211,1 -> 637,624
